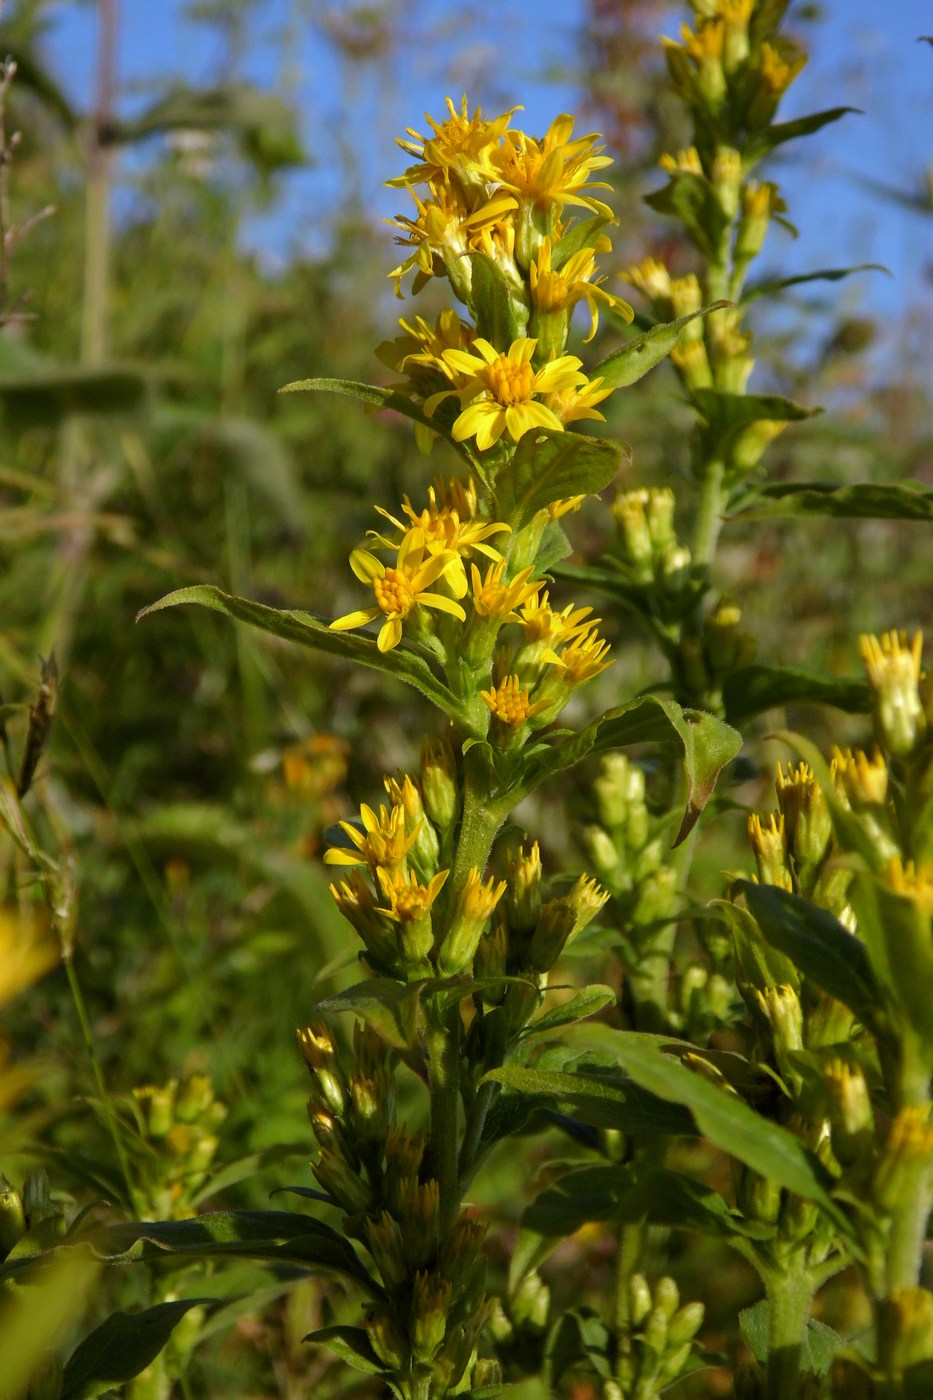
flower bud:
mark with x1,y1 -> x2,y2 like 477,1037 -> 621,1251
438,868 -> 507,975
412,1270 -> 452,1362
0,1175 -> 26,1257
420,736 -> 460,833
504,840 -> 543,936
880,1287 -> 933,1370
581,824 -> 620,881
654,1275 -> 680,1319
873,1107 -> 933,1214
668,1300 -> 705,1346
629,1273 -> 653,1326
366,1307 -> 407,1369
824,1057 -> 873,1167
860,631 -> 926,757
748,812 -> 789,887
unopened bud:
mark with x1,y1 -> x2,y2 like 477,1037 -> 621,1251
421,736 -> 459,833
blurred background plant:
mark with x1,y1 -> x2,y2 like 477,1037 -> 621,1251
0,0 -> 931,1395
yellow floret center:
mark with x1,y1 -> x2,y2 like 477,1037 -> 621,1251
487,355 -> 535,406
373,568 -> 416,617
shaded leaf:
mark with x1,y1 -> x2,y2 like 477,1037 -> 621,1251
61,1300 -> 212,1399
722,664 -> 871,725
315,979 -> 421,1052
481,1065 -> 696,1135
593,304 -> 728,390
493,429 -> 627,530
523,1164 -> 637,1235
302,1325 -> 386,1376
603,1038 -> 848,1230
136,586 -> 463,720
471,252 -> 525,347
74,1210 -> 381,1297
728,481 -> 933,523
736,881 -> 880,1030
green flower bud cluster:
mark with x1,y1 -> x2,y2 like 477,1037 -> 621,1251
616,1272 -> 705,1398
299,1020 -> 488,1393
580,753 -> 679,988
127,1073 -> 227,1220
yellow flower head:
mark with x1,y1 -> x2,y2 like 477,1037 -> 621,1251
659,146 -> 704,177
388,184 -> 518,298
883,857 -> 933,914
375,308 -> 476,385
369,484 -> 510,596
426,337 -> 589,451
758,40 -> 807,97
492,112 -> 615,217
388,95 -> 517,200
541,625 -> 613,685
481,674 -> 549,729
519,592 -> 597,646
330,530 -> 466,653
376,866 -> 449,923
544,374 -> 614,428
530,238 -> 634,342
324,800 -> 422,873
622,257 -> 673,303
470,561 -> 541,620
831,746 -> 889,807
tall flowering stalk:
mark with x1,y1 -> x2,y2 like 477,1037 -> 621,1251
141,93 -> 740,1398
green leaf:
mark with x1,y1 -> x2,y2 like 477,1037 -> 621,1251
493,429 -> 627,530
74,1210 -> 381,1297
728,481 -> 933,523
315,979 -> 421,1051
722,664 -> 871,725
593,304 -> 729,390
848,873 -> 933,1050
739,1301 -> 844,1375
753,106 -> 859,156
1,43 -> 78,129
523,1164 -> 636,1236
136,585 -> 464,720
615,1168 -> 774,1240
503,696 -> 740,846
736,882 -> 880,1030
302,1325 -> 387,1376
741,264 -> 889,304
61,1300 -> 213,1399
711,899 -> 800,994
278,375 -> 476,467
693,388 -> 815,436
602,1038 -> 848,1229
481,1065 -> 696,1135
552,217 -> 614,269
521,986 -> 615,1038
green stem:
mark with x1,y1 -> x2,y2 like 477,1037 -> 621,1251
691,455 -> 726,572
63,950 -> 140,1215
426,1000 -> 462,1235
762,1261 -> 815,1400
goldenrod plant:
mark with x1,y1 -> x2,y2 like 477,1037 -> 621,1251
4,4 -> 933,1399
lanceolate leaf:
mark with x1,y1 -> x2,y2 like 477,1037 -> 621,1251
137,586 -> 464,720
728,481 -> 933,523
520,986 -> 616,1038
511,696 -> 740,845
735,881 -> 881,1030
741,264 -> 889,304
480,1065 -> 696,1135
722,664 -> 871,725
61,1300 -> 213,1399
74,1210 -> 381,1297
753,106 -> 859,156
603,1038 -> 849,1230
593,304 -> 729,390
315,979 -> 421,1051
302,1326 -> 387,1376
278,376 -> 476,467
493,429 -> 627,530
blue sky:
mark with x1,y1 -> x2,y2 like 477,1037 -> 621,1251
45,1 -> 933,343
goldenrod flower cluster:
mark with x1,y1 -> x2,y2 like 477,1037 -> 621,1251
379,95 -> 632,446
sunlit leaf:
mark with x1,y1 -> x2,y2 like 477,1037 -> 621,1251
493,430 -> 627,529
593,304 -> 729,390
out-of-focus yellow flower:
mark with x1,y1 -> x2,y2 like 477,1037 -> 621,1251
622,257 -> 672,303
330,530 -> 466,653
660,146 -> 704,177
883,857 -> 933,914
426,337 -> 588,451
0,907 -> 56,1008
